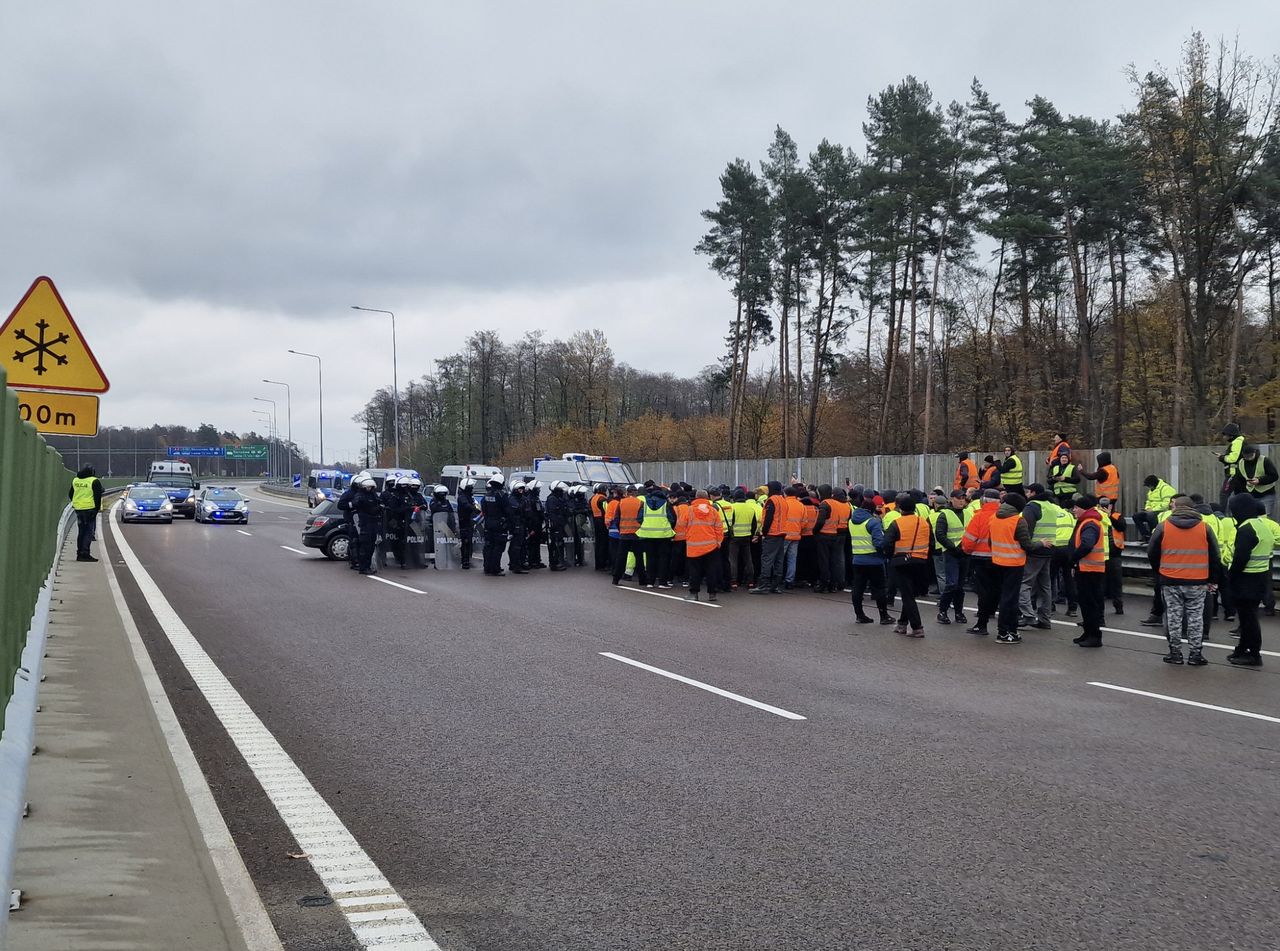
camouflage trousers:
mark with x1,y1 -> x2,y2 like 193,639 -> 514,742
1163,584 -> 1208,655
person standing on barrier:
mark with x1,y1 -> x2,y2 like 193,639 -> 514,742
545,481 -> 571,571
456,478 -> 478,569
1215,423 -> 1246,511
352,475 -> 383,574
70,465 -> 103,562
1233,445 -> 1278,520
481,474 -> 510,576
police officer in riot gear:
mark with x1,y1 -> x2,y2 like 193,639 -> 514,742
481,474 -> 510,576
545,481 -> 570,571
380,476 -> 414,569
525,480 -> 547,569
507,480 -> 530,573
568,484 -> 589,566
456,478 -> 479,569
352,476 -> 383,574
336,474 -> 363,570
428,484 -> 458,566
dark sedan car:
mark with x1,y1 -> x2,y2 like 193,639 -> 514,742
302,499 -> 351,559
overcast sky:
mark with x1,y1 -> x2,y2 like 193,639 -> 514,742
4,2 -> 1276,463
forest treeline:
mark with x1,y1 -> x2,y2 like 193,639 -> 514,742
353,34 -> 1280,475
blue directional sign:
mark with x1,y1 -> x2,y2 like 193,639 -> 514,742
167,446 -> 225,457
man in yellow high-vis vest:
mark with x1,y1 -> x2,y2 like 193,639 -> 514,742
69,465 -> 104,562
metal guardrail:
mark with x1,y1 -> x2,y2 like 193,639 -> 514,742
1,368 -> 74,734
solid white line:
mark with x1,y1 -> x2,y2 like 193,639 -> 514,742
367,575 -> 426,595
278,516 -> 290,520
1089,681 -> 1280,724
280,546 -> 309,556
109,505 -> 442,951
103,505 -> 285,951
600,652 -> 806,720
613,584 -> 721,608
236,529 -> 252,536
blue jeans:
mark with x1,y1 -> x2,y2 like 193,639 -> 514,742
784,539 -> 800,584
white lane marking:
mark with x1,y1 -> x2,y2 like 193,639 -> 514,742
280,545 -> 309,556
278,516 -> 290,520
600,651 -> 806,720
1089,682 -> 1280,724
907,596 -> 1280,658
110,507 -> 442,950
613,584 -> 721,608
236,529 -> 253,536
367,575 -> 426,595
102,506 -> 286,951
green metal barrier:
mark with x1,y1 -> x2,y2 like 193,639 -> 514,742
0,366 -> 73,735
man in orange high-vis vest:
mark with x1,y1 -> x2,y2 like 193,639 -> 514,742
610,485 -> 649,587
961,489 -> 1001,635
751,481 -> 791,595
590,484 -> 612,571
988,493 -> 1045,644
684,491 -> 725,601
812,485 -> 850,593
954,452 -> 980,492
1146,495 -> 1222,665
1069,494 -> 1109,648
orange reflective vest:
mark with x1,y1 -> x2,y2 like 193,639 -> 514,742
590,492 -> 607,520
962,503 -> 997,558
604,498 -> 619,528
954,459 -> 979,492
1074,517 -> 1106,573
893,514 -> 931,560
989,515 -> 1026,567
616,496 -> 643,536
1096,465 -> 1120,505
820,499 -> 851,535
685,500 -> 723,558
799,502 -> 818,537
979,464 -> 998,485
765,495 -> 789,537
1158,520 -> 1210,582
780,497 -> 805,541
673,502 -> 690,541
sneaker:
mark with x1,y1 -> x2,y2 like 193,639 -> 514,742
894,625 -> 909,637
749,587 -> 772,595
936,612 -> 951,625
1112,600 -> 1124,615
909,628 -> 926,638
1163,650 -> 1184,665
878,613 -> 895,626
612,579 -> 620,586
1187,652 -> 1208,666
1140,615 -> 1163,627
995,632 -> 1022,644
646,583 -> 656,589
966,624 -> 989,636
1030,620 -> 1052,630
660,582 -> 674,589
1066,607 -> 1078,618
1072,633 -> 1086,644
1227,654 -> 1263,667
855,615 -> 874,624
707,592 -> 718,603
953,611 -> 968,625
685,592 -> 700,601
1075,636 -> 1103,648
1018,615 -> 1036,627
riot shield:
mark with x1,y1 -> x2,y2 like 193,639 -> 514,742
433,511 -> 461,570
404,512 -> 428,568
571,513 -> 593,567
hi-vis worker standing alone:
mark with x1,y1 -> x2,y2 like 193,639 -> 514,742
69,464 -> 104,562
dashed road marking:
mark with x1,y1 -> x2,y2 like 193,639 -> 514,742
1089,681 -> 1280,724
280,546 -> 309,555
600,651 -> 806,720
111,506 -> 442,950
236,529 -> 252,536
367,575 -> 426,595
613,584 -> 721,608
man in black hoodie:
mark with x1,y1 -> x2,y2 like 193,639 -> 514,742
69,465 -> 104,562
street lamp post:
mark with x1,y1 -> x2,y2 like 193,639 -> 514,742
253,397 -> 277,480
251,410 -> 274,480
288,350 -> 324,467
263,379 -> 292,479
350,306 -> 399,467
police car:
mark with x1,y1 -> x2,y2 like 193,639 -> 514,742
120,483 -> 175,524
192,486 -> 250,524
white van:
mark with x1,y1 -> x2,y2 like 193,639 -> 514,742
531,453 -> 635,486
364,468 -> 421,492
149,460 -> 193,478
440,464 -> 503,496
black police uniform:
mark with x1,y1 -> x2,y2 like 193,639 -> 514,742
457,488 -> 478,569
480,484 -> 510,575
352,488 -> 383,573
545,488 -> 569,570
381,487 -> 413,569
336,484 -> 360,570
507,491 -> 529,573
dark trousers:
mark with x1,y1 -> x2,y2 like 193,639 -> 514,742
938,551 -> 967,614
970,557 -> 998,625
752,537 -> 763,579
797,536 -> 817,585
356,528 -> 378,572
687,551 -> 722,594
759,535 -> 787,591
1104,555 -> 1123,603
593,520 -> 611,570
670,542 -> 686,580
640,537 -> 671,585
346,520 -> 359,567
75,509 -> 96,556
1233,595 -> 1263,655
613,535 -> 647,584
1051,551 -> 1078,608
548,522 -> 566,568
815,535 -> 845,590
892,560 -> 928,629
851,562 -> 888,618
507,525 -> 527,570
1002,483 -> 1025,497
460,530 -> 474,568
483,529 -> 506,573
1132,511 -> 1158,541
993,562 -> 1025,634
728,537 -> 754,585
1076,570 -> 1106,640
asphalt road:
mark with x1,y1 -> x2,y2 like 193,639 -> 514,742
103,484 -> 1280,951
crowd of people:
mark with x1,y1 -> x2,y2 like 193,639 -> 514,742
332,428 -> 1277,669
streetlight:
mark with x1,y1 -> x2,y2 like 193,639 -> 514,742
350,305 -> 399,467
288,350 -> 324,467
252,409 -> 274,480
254,397 -> 277,480
263,379 -> 292,480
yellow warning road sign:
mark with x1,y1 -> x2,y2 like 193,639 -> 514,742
14,389 -> 99,437
1,276 -> 109,393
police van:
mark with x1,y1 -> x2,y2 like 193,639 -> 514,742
440,464 -> 502,496
530,453 -> 636,487
364,468 -> 421,491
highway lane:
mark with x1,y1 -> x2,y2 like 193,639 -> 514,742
104,494 -> 1280,951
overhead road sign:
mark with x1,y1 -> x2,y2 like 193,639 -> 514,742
225,445 -> 268,460
1,276 -> 109,393
14,389 -> 99,436
167,446 -> 225,457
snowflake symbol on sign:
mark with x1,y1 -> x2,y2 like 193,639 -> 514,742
13,319 -> 70,376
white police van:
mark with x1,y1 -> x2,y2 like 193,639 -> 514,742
530,453 -> 636,487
